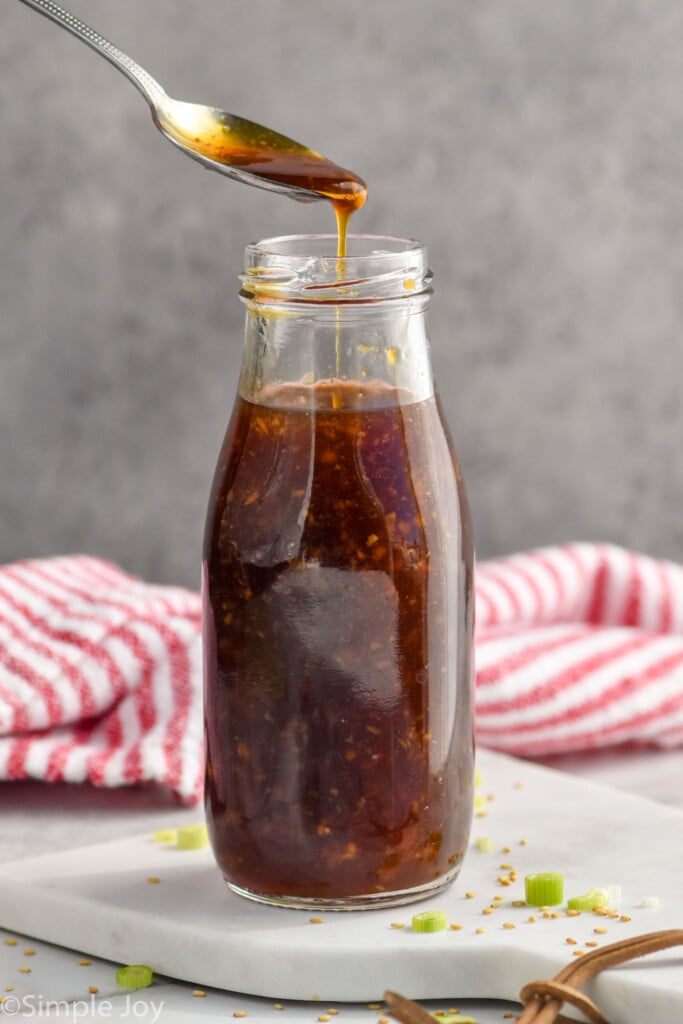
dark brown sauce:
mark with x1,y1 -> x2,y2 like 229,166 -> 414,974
203,381 -> 474,901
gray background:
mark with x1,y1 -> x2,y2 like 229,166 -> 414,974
2,0 -> 683,589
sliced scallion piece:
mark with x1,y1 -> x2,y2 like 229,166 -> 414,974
116,965 -> 153,990
524,872 -> 564,906
412,910 -> 447,933
431,1016 -> 478,1023
177,824 -> 209,850
153,829 -> 177,844
566,887 -> 609,911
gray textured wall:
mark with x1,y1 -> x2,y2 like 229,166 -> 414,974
3,0 -> 683,588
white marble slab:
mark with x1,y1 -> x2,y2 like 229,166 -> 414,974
0,930 -> 518,1024
0,749 -> 681,1023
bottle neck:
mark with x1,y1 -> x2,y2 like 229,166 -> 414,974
239,300 -> 434,409
238,235 -> 435,409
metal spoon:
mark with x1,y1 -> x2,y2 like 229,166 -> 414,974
17,0 -> 367,208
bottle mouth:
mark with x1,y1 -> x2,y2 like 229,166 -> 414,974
241,234 -> 432,304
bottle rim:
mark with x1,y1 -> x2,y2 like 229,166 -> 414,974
241,234 -> 432,305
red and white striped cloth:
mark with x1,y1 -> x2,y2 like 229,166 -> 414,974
476,542 -> 683,756
0,556 -> 203,803
1,544 -> 682,804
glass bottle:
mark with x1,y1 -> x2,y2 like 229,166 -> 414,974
203,234 -> 474,910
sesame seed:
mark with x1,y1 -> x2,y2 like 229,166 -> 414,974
327,1011 -> 339,1016
23,949 -> 36,956
390,922 -> 405,929
573,949 -> 586,957
528,916 -> 537,923
519,839 -> 528,846
78,960 -> 91,966
502,845 -> 512,853
4,939 -> 17,947
482,908 -> 494,915
586,941 -> 599,948
620,915 -> 632,922
449,923 -> 462,930
147,877 -> 161,884
594,927 -> 609,934
502,922 -> 516,930
500,863 -> 513,870
511,900 -> 525,907
368,1004 -> 382,1010
319,1016 -> 331,1022
566,937 -> 577,945
309,917 -> 325,924
465,891 -> 476,899
233,1012 -> 248,1018
475,927 -> 486,934
89,987 -> 99,994
19,967 -> 31,974
566,909 -> 581,917
192,990 -> 206,997
5,986 -> 15,992
274,1005 -> 283,1011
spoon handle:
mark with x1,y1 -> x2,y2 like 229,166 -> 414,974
17,0 -> 166,106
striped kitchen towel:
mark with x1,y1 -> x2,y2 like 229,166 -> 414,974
0,556 -> 203,803
475,542 -> 683,756
0,544 -> 682,802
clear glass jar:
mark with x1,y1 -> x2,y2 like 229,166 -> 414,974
203,234 -> 474,910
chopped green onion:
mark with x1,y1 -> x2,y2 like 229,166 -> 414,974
640,896 -> 660,909
431,1016 -> 478,1023
566,887 -> 609,911
524,872 -> 564,906
153,829 -> 177,844
412,910 -> 447,933
177,824 -> 209,850
474,837 -> 495,853
474,768 -> 483,789
116,965 -> 153,990
473,793 -> 486,809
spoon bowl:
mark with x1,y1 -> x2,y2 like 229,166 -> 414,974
17,0 -> 367,209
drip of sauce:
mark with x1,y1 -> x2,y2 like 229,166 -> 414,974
160,104 -> 367,256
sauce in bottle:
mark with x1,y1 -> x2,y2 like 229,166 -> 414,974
203,237 -> 474,909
